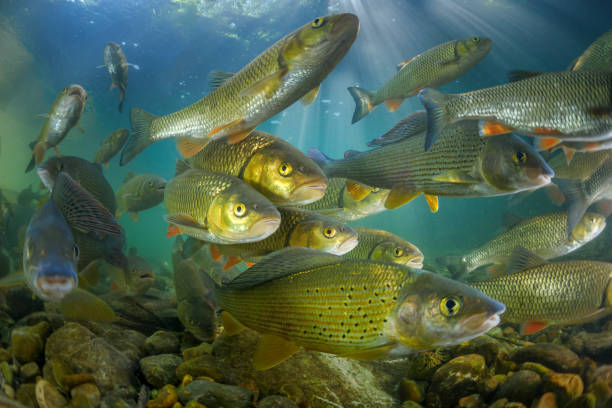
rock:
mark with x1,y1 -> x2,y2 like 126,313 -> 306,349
182,343 -> 213,361
426,354 -> 489,408
402,350 -> 448,381
0,310 -> 15,346
83,323 -> 147,363
35,378 -> 68,408
17,312 -> 65,331
566,393 -> 597,408
543,372 -> 583,406
489,400 -> 508,408
401,402 -> 424,408
70,383 -> 101,408
175,354 -> 223,383
3,383 -> 15,399
145,331 -> 180,355
4,286 -> 44,322
146,384 -> 178,408
20,361 -> 40,382
0,348 -> 10,362
184,401 -> 207,408
571,331 -> 612,360
495,370 -> 541,404
585,364 -> 612,407
512,343 -> 582,373
519,362 -> 552,376
45,322 -> 138,398
399,378 -> 424,403
258,395 -> 299,408
178,380 -> 252,408
11,321 -> 52,363
1,360 -> 14,385
458,394 -> 485,408
16,383 -> 37,407
140,354 -> 183,388
534,392 -> 557,408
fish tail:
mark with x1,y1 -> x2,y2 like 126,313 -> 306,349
418,88 -> 451,152
554,178 -> 588,237
118,86 -> 126,113
308,148 -> 337,177
347,86 -> 375,124
121,107 -> 158,165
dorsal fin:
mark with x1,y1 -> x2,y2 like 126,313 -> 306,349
226,247 -> 342,289
501,212 -> 525,229
343,149 -> 361,159
123,171 -> 136,183
367,111 -> 427,147
174,159 -> 191,177
507,70 -> 543,83
505,247 -> 548,274
208,70 -> 234,90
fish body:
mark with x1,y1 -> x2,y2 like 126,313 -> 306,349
367,110 -> 427,147
571,28 -> 612,72
214,207 -> 358,262
94,128 -> 130,167
103,42 -> 129,113
348,37 -> 491,123
300,177 -> 390,221
548,150 -> 612,181
164,168 -> 281,244
344,227 -> 423,268
310,120 -> 553,211
419,71 -> 612,151
120,13 -> 359,165
116,172 -> 167,221
217,247 -> 504,370
463,212 -> 606,273
188,130 -> 327,205
471,248 -> 612,334
26,85 -> 87,172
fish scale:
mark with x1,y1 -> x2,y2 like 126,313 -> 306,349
301,177 -> 346,210
571,28 -> 612,72
164,169 -> 233,219
548,151 -> 612,180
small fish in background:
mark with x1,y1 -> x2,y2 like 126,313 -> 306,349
547,150 -> 611,181
25,85 -> 87,172
343,227 -> 423,268
570,28 -> 612,72
116,172 -> 166,222
204,247 -> 504,370
164,167 -> 280,244
367,110 -> 427,147
99,42 -> 138,113
16,185 -> 45,207
418,71 -> 612,153
459,212 -> 606,276
187,130 -> 328,205
300,177 -> 390,221
348,37 -> 491,123
471,247 -> 612,335
210,206 -> 358,269
93,128 -> 130,167
105,247 -> 156,296
120,13 -> 359,165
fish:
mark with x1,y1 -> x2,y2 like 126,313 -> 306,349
419,71 -> 612,152
555,157 -> 612,234
187,130 -> 327,205
300,177 -> 390,221
555,139 -> 612,160
367,110 -> 427,147
348,37 -> 491,123
471,247 -> 612,335
105,247 -> 155,296
38,156 -> 118,216
25,85 -> 87,172
16,185 -> 45,207
570,28 -> 612,72
343,227 -> 423,268
116,172 -> 167,222
164,168 -> 281,244
101,42 -> 134,113
547,150 -> 611,181
309,120 -> 553,211
93,128 -> 130,167
120,13 -> 360,165
210,206 -> 358,269
212,247 -> 504,370
461,212 -> 606,275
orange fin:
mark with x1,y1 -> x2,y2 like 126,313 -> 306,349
224,256 -> 242,271
209,244 -> 222,261
384,98 -> 403,112
167,224 -> 181,238
521,320 -> 549,335
533,127 -> 563,135
227,128 -> 254,144
424,194 -> 439,213
561,145 -> 576,164
384,187 -> 419,210
396,58 -> 414,71
345,180 -> 372,201
245,261 -> 256,268
111,282 -> 120,292
208,117 -> 244,138
546,185 -> 565,205
176,137 -> 207,158
129,212 -> 138,222
33,142 -> 46,165
479,120 -> 513,136
534,137 -> 562,151
486,264 -> 505,278
110,83 -> 116,90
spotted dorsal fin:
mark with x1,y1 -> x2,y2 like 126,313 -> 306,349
208,70 -> 235,90
505,247 -> 548,274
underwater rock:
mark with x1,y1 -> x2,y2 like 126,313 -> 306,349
518,362 -> 553,376
425,354 -> 489,408
512,343 -> 582,373
569,331 -> 612,360
17,312 -> 65,331
0,348 -> 10,362
16,383 -> 37,407
584,365 -> 612,407
82,322 -> 147,364
11,321 -> 52,363
181,342 -> 213,361
494,369 -> 542,404
400,402 -> 424,408
20,361 -> 40,382
35,378 -> 68,408
45,322 -> 138,398
178,380 -> 252,408
449,332 -> 510,366
0,310 -> 15,346
175,354 -> 224,383
146,384 -> 178,408
144,331 -> 180,355
457,393 -> 486,408
543,372 -> 584,406
4,286 -> 44,321
1,360 -> 14,386
399,378 -> 424,403
70,383 -> 101,408
534,392 -> 558,408
139,354 -> 183,388
258,395 -> 300,408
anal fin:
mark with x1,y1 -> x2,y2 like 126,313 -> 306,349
385,187 -> 419,210
224,256 -> 242,271
176,137 -> 208,158
221,311 -> 246,335
384,98 -> 403,112
210,244 -> 222,261
520,320 -> 549,335
479,120 -> 513,136
424,194 -> 439,213
300,85 -> 319,105
253,334 -> 301,371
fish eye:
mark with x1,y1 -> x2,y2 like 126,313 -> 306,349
472,37 -> 479,42
440,296 -> 462,317
148,181 -> 154,188
278,162 -> 293,177
393,247 -> 404,257
311,17 -> 325,28
233,203 -> 247,217
323,226 -> 336,238
73,245 -> 79,259
512,151 -> 527,164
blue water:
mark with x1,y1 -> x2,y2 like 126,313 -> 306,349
1,0 -> 610,268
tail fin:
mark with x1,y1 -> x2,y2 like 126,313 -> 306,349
308,148 -> 335,176
418,88 -> 450,152
347,87 -> 375,124
554,178 -> 589,236
120,108 -> 158,165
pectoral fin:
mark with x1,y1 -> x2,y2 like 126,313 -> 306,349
384,187 -> 419,210
176,137 -> 208,158
209,244 -> 222,261
224,256 -> 242,271
433,171 -> 480,184
221,311 -> 246,335
534,137 -> 562,151
384,98 -> 403,112
424,194 -> 439,213
253,334 -> 301,370
520,320 -> 549,335
300,85 -> 319,105
59,288 -> 116,322
479,120 -> 513,136
345,180 -> 372,201
238,67 -> 288,98
129,212 -> 139,222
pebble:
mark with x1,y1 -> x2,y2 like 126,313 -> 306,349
20,361 -> 40,382
495,370 -> 542,404
519,362 -> 552,376
534,392 -> 557,408
543,372 -> 584,406
11,321 -> 52,363
36,378 -> 68,408
1,360 -> 14,385
426,354 -> 488,408
570,331 -> 612,359
457,393 -> 485,408
16,383 -> 37,407
258,395 -> 300,408
145,331 -> 181,355
399,378 -> 424,403
140,354 -> 183,388
147,384 -> 179,408
178,380 -> 252,408
512,343 -> 582,373
182,343 -> 213,361
70,383 -> 101,408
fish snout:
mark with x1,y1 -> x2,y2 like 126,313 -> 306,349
407,254 -> 424,268
248,216 -> 281,239
291,181 -> 328,205
36,274 -> 77,301
332,13 -> 360,39
332,235 -> 359,255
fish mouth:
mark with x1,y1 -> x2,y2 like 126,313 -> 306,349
406,254 -> 424,269
330,235 -> 359,255
67,85 -> 87,100
157,183 -> 167,191
247,216 -> 281,239
36,275 -> 77,301
290,181 -> 328,205
332,13 -> 360,40
460,310 -> 502,333
537,174 -> 553,185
